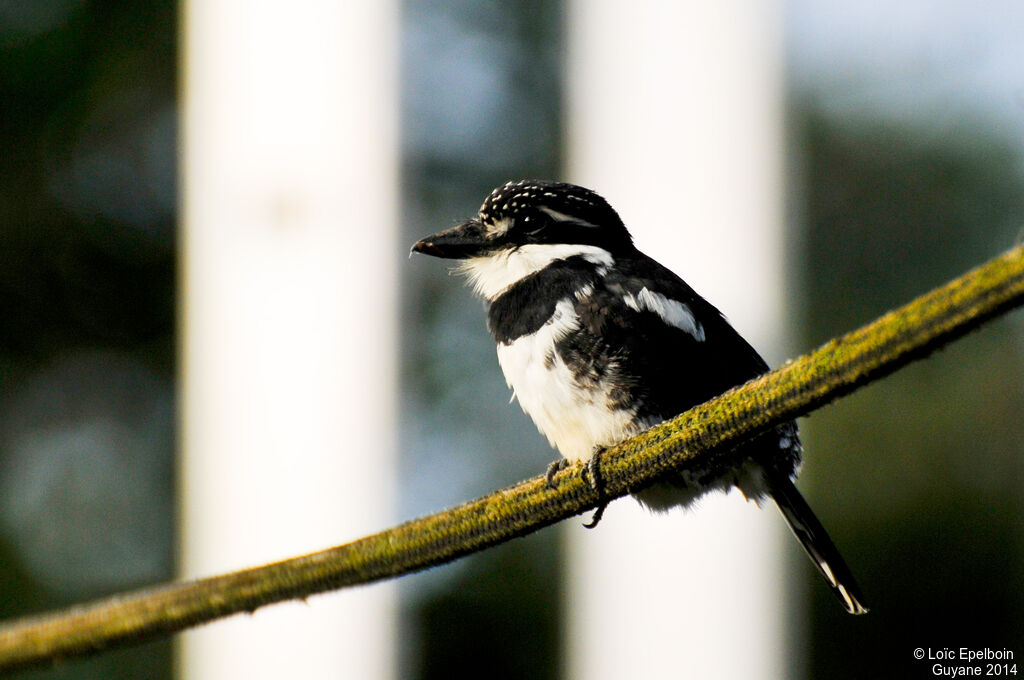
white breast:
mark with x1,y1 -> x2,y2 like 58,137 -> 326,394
496,297 -> 643,463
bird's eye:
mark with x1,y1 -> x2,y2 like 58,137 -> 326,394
522,214 -> 550,237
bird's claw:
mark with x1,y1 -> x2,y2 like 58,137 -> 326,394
582,501 -> 608,529
545,459 -> 569,489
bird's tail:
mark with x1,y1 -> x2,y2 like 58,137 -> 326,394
763,470 -> 869,615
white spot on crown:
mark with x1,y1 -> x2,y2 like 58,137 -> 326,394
538,206 -> 598,228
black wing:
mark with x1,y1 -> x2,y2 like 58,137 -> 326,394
563,250 -> 867,614
559,250 -> 771,424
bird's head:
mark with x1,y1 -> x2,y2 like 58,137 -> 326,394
412,180 -> 633,299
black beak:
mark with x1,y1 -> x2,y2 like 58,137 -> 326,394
411,219 -> 491,259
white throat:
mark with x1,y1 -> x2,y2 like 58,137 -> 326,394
458,243 -> 614,300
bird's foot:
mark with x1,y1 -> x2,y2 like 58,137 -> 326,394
581,449 -> 608,529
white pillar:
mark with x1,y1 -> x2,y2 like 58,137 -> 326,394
565,2 -> 788,679
179,2 -> 399,679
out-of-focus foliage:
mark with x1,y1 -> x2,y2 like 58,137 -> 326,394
795,109 -> 1024,678
0,2 -> 176,678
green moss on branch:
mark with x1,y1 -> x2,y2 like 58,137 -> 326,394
1,244 -> 1023,673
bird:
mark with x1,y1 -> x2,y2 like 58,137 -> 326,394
411,179 -> 868,615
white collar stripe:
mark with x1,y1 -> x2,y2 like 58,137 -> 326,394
459,244 -> 614,300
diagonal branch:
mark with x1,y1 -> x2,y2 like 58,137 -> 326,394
1,244 -> 1023,673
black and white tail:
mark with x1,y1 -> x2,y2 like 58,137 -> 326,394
765,471 -> 869,615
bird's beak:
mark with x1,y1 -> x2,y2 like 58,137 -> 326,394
411,219 -> 491,259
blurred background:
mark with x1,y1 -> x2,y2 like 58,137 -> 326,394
1,1 -> 1023,679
